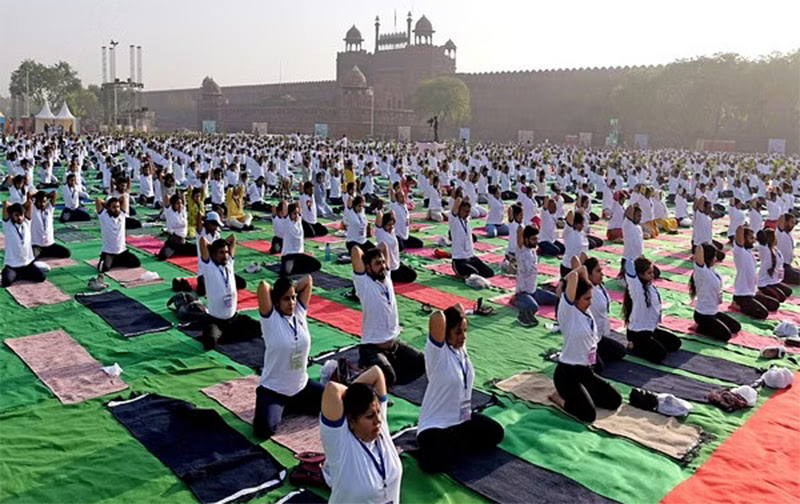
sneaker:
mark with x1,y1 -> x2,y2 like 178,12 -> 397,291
517,309 -> 539,327
87,275 -> 107,292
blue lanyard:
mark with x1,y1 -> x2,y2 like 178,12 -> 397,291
459,217 -> 469,235
283,314 -> 298,338
448,345 -> 470,390
356,436 -> 386,483
14,223 -> 25,243
217,264 -> 230,288
376,279 -> 391,304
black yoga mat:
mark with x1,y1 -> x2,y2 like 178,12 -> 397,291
598,359 -> 718,403
393,429 -> 617,504
109,394 -> 285,504
276,489 -> 327,504
182,326 -> 264,372
265,264 -> 353,290
76,290 -> 172,337
607,330 -> 762,385
54,227 -> 96,243
313,345 -> 497,410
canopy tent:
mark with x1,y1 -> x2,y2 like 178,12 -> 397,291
53,102 -> 77,133
34,101 -> 77,134
34,101 -> 56,133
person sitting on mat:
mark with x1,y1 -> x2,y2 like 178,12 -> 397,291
31,190 -> 70,259
416,304 -> 504,473
320,365 -> 403,504
756,228 -> 793,303
246,176 -> 272,213
560,211 -> 588,278
59,173 -> 92,223
300,181 -> 328,238
727,198 -> 747,244
576,197 -> 603,249
515,225 -> 558,327
549,264 -> 622,423
582,256 -> 628,372
195,212 -> 247,296
344,195 -> 374,254
450,188 -> 494,279
157,193 -> 196,261
485,185 -> 509,238
538,196 -> 565,256
375,209 -> 417,284
690,243 -> 738,341
619,203 -> 661,280
253,275 -> 323,438
504,204 -> 524,274
96,196 -> 141,272
731,225 -> 779,319
622,256 -> 682,363
272,199 -> 321,277
390,188 -> 423,250
426,175 -> 446,223
187,186 -> 205,239
692,196 -> 723,251
2,199 -> 47,287
352,245 -> 425,386
224,185 -> 254,231
606,190 -> 627,242
197,235 -> 260,350
777,213 -> 800,285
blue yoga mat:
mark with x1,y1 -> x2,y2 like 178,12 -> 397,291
76,290 -> 172,338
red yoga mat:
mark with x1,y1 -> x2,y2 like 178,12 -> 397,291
307,294 -> 362,337
478,253 -> 505,265
394,282 -> 476,310
308,235 -> 343,244
404,248 -> 439,259
240,240 -> 272,254
182,277 -> 259,311
167,255 -> 199,273
126,235 -> 163,255
473,241 -> 501,252
660,314 -> 799,354
537,263 -> 562,277
487,275 -> 517,290
726,304 -> 800,327
661,372 -> 800,504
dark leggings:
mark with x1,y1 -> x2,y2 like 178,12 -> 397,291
196,274 -> 246,297
280,253 -> 321,276
346,240 -> 375,254
253,380 -> 324,439
359,340 -> 425,387
626,327 -> 682,363
501,190 -> 517,200
595,336 -> 627,374
759,284 -> 792,303
390,263 -> 417,283
693,311 -> 740,341
200,312 -> 260,350
453,256 -> 495,278
733,293 -> 779,320
157,234 -> 196,261
416,413 -> 505,473
271,236 -> 283,255
302,220 -> 328,238
587,235 -> 603,249
553,362 -> 622,423
397,235 -> 424,250
125,217 -> 142,230
59,208 -> 91,223
98,250 -> 141,272
33,243 -> 71,259
2,262 -> 46,287
538,240 -> 565,257
784,264 -> 800,286
249,201 -> 272,213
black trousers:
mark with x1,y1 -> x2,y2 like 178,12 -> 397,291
346,240 -> 375,254
249,201 -> 272,213
626,327 -> 681,363
397,235 -> 424,251
587,235 -> 603,249
693,311 -> 740,341
416,413 -> 505,473
595,336 -> 627,374
733,293 -> 779,320
196,274 -> 246,297
253,380 -> 324,439
553,362 -> 622,423
271,236 -> 283,255
33,243 -> 71,259
453,256 -> 494,278
390,263 -> 417,283
280,253 -> 321,276
359,340 -> 425,387
126,217 -> 142,230
759,284 -> 793,303
501,190 -> 517,200
784,264 -> 800,286
200,312 -> 260,350
301,220 -> 328,238
59,207 -> 91,223
157,234 -> 196,261
98,250 -> 141,272
2,262 -> 46,287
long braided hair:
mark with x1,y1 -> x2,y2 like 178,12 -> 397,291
622,257 -> 653,324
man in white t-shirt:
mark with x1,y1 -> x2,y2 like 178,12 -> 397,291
449,190 -> 494,279
352,245 -> 424,386
2,199 -> 47,287
157,193 -> 196,261
31,190 -> 71,259
778,213 -> 799,285
96,196 -> 141,272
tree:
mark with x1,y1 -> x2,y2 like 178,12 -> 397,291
414,76 -> 471,128
66,85 -> 103,128
9,59 -> 82,110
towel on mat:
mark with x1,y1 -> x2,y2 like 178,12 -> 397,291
109,394 -> 286,504
84,259 -> 163,288
263,264 -> 353,290
496,372 -> 707,461
54,228 -> 96,243
76,290 -> 172,337
240,240 -> 273,254
7,280 -> 70,308
125,235 -> 163,255
38,257 -> 78,268
5,329 -> 128,404
598,359 -> 718,403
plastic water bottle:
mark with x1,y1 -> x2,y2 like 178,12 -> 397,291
325,243 -> 331,261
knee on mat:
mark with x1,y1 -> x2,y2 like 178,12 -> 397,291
574,406 -> 597,424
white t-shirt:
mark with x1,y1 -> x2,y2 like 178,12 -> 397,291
202,256 -> 237,320
692,211 -> 712,246
449,212 -> 474,260
99,209 -> 127,254
62,184 -> 80,210
507,221 -> 520,256
345,208 -> 368,244
557,293 -> 600,366
320,396 -> 402,504
300,194 -> 318,224
354,270 -> 401,344
376,228 -> 400,271
164,207 -> 187,238
3,217 -> 34,268
622,216 -> 643,261
609,201 -> 624,229
391,202 -> 410,240
274,216 -> 304,255
757,245 -> 783,288
31,203 -> 55,247
487,195 -> 504,225
624,262 -> 662,332
561,224 -> 587,268
748,208 -> 763,233
259,301 -> 310,396
516,246 -> 538,294
418,337 -> 474,433
693,263 -> 722,316
197,228 -> 221,274
777,230 -> 794,264
733,244 -> 757,296
589,284 -> 611,338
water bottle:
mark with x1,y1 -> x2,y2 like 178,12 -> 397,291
325,243 -> 331,261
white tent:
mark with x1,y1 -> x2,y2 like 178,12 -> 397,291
35,101 -> 56,119
34,101 -> 57,133
55,102 -> 75,119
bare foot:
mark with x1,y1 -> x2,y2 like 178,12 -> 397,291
548,392 -> 566,409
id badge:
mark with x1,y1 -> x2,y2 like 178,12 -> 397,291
459,396 -> 472,421
290,350 -> 304,369
223,294 -> 233,308
588,348 -> 597,365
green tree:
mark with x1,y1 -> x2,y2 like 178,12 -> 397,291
9,59 -> 82,110
66,85 -> 103,127
414,76 -> 471,127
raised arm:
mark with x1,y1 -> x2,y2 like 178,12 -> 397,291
257,279 -> 273,316
565,210 -> 575,227
351,244 -> 365,274
516,221 -> 525,249
735,225 -> 746,247
120,193 -> 129,215
375,209 -> 383,228
2,201 -> 9,220
564,265 -> 586,304
95,197 -> 105,214
694,241 -> 705,266
321,365 -> 387,422
199,235 -> 210,262
429,309 -> 446,343
226,233 -> 236,257
296,274 -> 313,308
49,191 -> 57,207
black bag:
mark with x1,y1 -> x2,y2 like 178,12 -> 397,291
167,292 -> 207,323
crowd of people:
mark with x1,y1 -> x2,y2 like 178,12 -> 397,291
2,131 -> 799,502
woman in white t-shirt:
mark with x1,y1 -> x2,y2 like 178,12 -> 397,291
416,305 -> 504,472
756,228 -> 793,303
582,257 -> 627,372
485,186 -> 509,238
621,256 -> 681,363
689,243 -> 739,341
426,175 -> 445,223
560,211 -> 588,278
253,275 -> 323,438
731,225 -> 780,319
300,181 -> 328,238
375,210 -> 416,284
320,365 -> 403,504
390,189 -> 424,250
156,193 -> 196,260
550,265 -> 622,423
273,200 -> 321,276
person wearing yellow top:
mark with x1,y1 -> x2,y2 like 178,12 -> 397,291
343,159 -> 356,194
187,186 -> 205,239
225,186 -> 254,230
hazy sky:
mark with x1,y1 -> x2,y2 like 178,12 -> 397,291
2,0 -> 798,94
